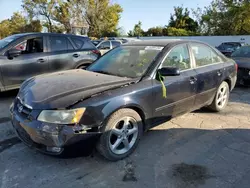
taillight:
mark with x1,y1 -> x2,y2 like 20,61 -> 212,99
235,63 -> 238,72
92,50 -> 101,57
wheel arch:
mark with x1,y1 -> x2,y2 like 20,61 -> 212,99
75,60 -> 93,69
224,77 -> 232,91
101,103 -> 147,131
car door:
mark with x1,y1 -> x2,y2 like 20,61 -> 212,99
47,36 -> 76,72
152,44 -> 197,124
0,36 -> 49,89
69,37 -> 99,67
97,41 -> 111,55
189,43 -> 224,108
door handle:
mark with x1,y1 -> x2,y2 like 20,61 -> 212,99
37,59 -> 45,63
189,76 -> 197,84
73,54 -> 80,58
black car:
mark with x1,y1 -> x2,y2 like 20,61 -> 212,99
0,33 -> 101,92
10,40 -> 237,161
216,42 -> 244,57
231,46 -> 250,85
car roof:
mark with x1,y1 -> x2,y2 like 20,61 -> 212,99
10,32 -> 89,39
122,39 -> 201,47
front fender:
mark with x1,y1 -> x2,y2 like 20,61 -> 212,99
78,96 -> 149,128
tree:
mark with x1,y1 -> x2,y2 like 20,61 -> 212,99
0,20 -> 12,38
53,1 -> 72,33
146,26 -> 164,36
194,0 -> 250,35
9,12 -> 27,34
127,21 -> 144,37
168,6 -> 198,33
24,20 -> 43,32
84,0 -> 123,37
0,12 -> 42,39
22,0 -> 57,32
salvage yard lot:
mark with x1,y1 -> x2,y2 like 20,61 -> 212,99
1,87 -> 250,188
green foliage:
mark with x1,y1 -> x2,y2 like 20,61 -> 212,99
86,0 -> 123,38
168,6 -> 198,33
146,26 -> 164,36
194,0 -> 250,35
127,21 -> 144,37
22,0 -> 57,32
0,12 -> 42,38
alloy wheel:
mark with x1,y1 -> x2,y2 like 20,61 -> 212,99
108,116 -> 138,155
217,85 -> 228,108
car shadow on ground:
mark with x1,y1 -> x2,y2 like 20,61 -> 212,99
0,89 -> 19,99
6,127 -> 250,188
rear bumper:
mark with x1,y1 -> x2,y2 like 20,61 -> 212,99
10,108 -> 101,155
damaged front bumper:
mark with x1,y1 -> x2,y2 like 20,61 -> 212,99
10,105 -> 101,155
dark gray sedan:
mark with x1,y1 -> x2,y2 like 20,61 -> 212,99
0,33 -> 100,92
231,46 -> 250,85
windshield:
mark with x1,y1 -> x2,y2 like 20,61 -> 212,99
218,43 -> 240,51
87,45 -> 163,78
231,46 -> 250,58
0,35 -> 19,49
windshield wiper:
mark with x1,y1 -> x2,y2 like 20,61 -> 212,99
94,70 -> 112,75
93,70 -> 128,78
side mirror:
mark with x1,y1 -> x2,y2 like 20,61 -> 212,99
158,67 -> 180,76
8,49 -> 21,58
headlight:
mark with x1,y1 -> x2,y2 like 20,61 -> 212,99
37,108 -> 86,124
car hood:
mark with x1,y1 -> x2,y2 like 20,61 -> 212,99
232,57 -> 250,69
18,69 -> 132,109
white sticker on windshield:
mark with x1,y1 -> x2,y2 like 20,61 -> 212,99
145,46 -> 164,51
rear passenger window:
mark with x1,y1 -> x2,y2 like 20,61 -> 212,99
190,44 -> 221,67
162,44 -> 191,70
67,39 -> 74,50
50,36 -> 67,52
71,37 -> 84,49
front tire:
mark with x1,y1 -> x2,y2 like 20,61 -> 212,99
96,108 -> 143,161
208,81 -> 229,112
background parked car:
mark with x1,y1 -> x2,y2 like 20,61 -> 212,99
0,33 -> 101,92
92,40 -> 122,55
216,42 -> 245,57
231,46 -> 250,86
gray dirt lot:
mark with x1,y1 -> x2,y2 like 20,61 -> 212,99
0,87 -> 250,188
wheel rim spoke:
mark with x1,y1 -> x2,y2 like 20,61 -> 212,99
127,127 -> 138,136
123,138 -> 130,149
112,138 -> 123,150
112,128 -> 122,136
123,117 -> 130,130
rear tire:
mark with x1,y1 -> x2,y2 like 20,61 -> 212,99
208,81 -> 229,112
96,108 -> 143,161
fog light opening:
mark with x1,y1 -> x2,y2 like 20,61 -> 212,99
46,146 -> 62,153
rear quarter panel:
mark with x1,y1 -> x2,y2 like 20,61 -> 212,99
223,58 -> 237,90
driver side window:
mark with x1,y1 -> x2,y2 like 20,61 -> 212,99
162,44 -> 190,70
13,37 -> 43,54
